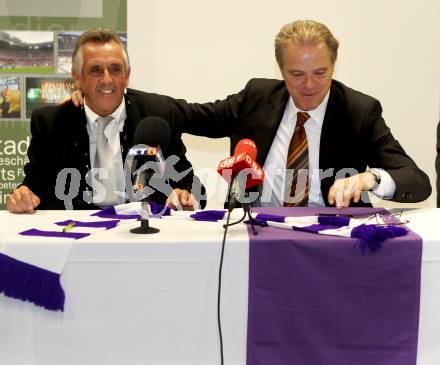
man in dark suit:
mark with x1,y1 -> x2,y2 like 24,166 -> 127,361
173,19 -> 431,208
6,28 -> 202,213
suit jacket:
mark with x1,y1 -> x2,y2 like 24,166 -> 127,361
23,88 -> 204,210
175,78 -> 431,206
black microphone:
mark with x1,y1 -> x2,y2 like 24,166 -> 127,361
127,116 -> 171,234
131,116 -> 171,190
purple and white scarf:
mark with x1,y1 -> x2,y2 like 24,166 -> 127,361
0,218 -> 119,311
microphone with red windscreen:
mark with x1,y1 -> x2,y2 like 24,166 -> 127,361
217,139 -> 264,211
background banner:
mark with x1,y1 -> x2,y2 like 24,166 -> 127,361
0,0 -> 127,209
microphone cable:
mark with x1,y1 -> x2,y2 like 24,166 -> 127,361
217,202 -> 233,365
216,176 -> 260,365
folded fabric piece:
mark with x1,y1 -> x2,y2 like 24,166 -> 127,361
0,219 -> 117,311
257,214 -> 408,253
92,201 -> 171,219
189,210 -> 226,222
191,210 -> 358,227
191,211 -> 354,226
20,228 -> 90,240
190,209 -> 251,222
91,202 -> 229,221
91,202 -> 233,221
55,219 -> 120,230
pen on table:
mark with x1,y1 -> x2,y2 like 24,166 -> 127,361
62,222 -> 76,232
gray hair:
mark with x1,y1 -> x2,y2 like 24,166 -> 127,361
71,28 -> 130,76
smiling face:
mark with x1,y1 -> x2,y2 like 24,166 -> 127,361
72,40 -> 130,116
281,42 -> 334,111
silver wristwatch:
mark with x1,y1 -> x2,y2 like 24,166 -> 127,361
367,168 -> 381,190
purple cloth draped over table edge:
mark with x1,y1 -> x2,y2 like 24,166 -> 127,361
0,253 -> 65,311
246,207 -> 422,365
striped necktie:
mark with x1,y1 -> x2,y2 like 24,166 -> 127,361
94,116 -> 118,206
284,111 -> 310,207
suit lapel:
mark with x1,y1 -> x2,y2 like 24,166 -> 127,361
319,81 -> 344,169
55,104 -> 89,163
253,85 -> 289,166
75,107 -> 89,155
318,81 -> 347,205
120,95 -> 136,160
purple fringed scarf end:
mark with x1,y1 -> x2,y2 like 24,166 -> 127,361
351,224 -> 408,254
0,253 -> 65,311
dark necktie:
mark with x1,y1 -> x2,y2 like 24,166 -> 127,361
284,111 -> 310,207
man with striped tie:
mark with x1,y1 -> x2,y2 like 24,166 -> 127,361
174,19 -> 431,208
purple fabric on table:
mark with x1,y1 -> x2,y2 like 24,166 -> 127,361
318,215 -> 350,226
352,224 -> 408,254
149,201 -> 171,216
254,213 -> 287,223
190,210 -> 226,222
247,207 -> 422,365
0,252 -> 65,311
253,214 -> 349,225
55,219 -> 120,230
92,202 -> 171,219
295,223 -> 407,254
294,224 -> 343,234
92,209 -> 139,220
19,229 -> 90,240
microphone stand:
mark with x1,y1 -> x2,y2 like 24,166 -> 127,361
130,197 -> 160,234
223,191 -> 259,236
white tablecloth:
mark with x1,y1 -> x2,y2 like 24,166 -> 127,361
0,208 -> 439,365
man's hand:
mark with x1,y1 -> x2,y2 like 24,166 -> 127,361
166,188 -> 199,211
59,90 -> 84,107
328,172 -> 377,209
6,186 -> 41,213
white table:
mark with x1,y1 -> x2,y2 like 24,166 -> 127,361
0,208 -> 440,365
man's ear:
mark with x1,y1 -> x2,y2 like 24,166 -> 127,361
124,67 -> 131,88
72,69 -> 81,90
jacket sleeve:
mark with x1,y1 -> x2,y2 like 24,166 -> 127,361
363,99 -> 431,203
22,109 -> 58,206
164,130 -> 207,208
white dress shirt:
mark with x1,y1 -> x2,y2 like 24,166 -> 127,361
260,93 -> 395,207
84,98 -> 126,205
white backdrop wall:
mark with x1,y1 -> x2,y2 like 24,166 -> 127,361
128,0 -> 440,209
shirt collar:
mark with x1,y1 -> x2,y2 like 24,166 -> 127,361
84,96 -> 127,131
289,90 -> 330,127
